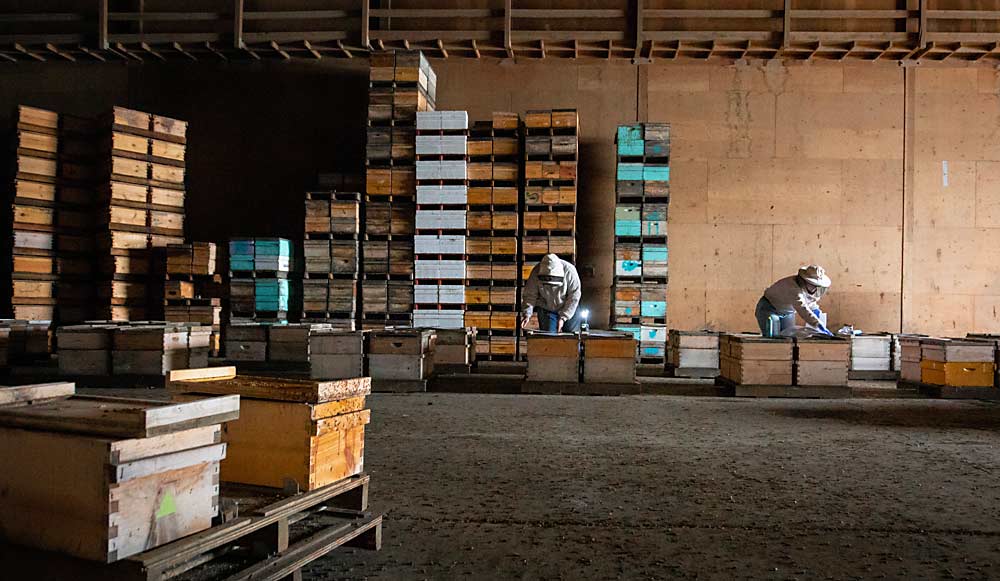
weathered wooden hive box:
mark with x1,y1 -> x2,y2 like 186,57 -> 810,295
368,328 -> 435,381
849,333 -> 893,371
582,332 -> 636,384
720,334 -> 793,385
920,338 -> 995,387
667,330 -> 720,370
168,367 -> 370,491
0,382 -> 238,562
527,333 -> 580,383
311,329 -> 368,379
795,337 -> 850,386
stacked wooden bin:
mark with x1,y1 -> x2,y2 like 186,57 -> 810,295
613,123 -> 670,364
414,110 -> 468,329
97,106 -> 186,321
0,383 -> 237,562
520,109 -> 578,357
163,242 -> 222,355
364,50 -> 435,329
909,338 -> 997,397
465,112 -> 521,361
303,191 -> 360,330
228,237 -> 294,324
849,333 -> 898,379
5,105 -> 97,323
720,333 -> 850,397
667,330 -> 720,378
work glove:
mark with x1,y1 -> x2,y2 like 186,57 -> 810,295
811,307 -> 833,336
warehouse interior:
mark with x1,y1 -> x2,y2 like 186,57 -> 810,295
3,2 -> 1000,580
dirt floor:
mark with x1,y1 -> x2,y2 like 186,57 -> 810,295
309,393 -> 1000,580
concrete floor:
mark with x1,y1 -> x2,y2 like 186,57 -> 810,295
310,393 -> 1000,580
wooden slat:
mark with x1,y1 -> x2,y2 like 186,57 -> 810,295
243,10 -> 351,20
0,383 -> 75,407
369,9 -> 493,18
644,9 -> 778,19
168,375 -> 370,403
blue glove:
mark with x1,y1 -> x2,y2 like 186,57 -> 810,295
811,308 -> 833,336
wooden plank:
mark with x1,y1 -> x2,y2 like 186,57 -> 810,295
168,366 -> 236,383
111,425 -> 221,464
112,442 -> 226,482
169,375 -> 371,403
0,382 -> 75,406
0,395 -> 239,438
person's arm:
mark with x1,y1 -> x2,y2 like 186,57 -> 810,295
793,292 -> 829,332
522,269 -> 540,319
557,266 -> 582,323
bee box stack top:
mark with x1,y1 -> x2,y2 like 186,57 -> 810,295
227,237 -> 296,325
364,50 -> 435,330
465,113 -> 521,362
612,123 -> 670,365
414,110 -> 469,330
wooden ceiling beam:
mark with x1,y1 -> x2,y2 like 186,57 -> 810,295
204,41 -> 228,61
114,42 -> 142,61
336,39 -> 352,58
269,40 -> 290,60
45,43 -> 75,62
0,51 -> 17,63
172,42 -> 197,61
141,42 -> 166,61
471,39 -> 480,58
78,44 -> 107,62
437,39 -> 448,58
303,40 -> 322,59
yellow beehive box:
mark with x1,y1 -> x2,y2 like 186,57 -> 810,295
920,360 -> 994,387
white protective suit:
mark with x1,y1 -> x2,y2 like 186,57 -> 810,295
763,275 -> 827,328
522,255 -> 582,323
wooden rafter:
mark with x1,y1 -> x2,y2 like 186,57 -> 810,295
302,40 -> 321,59
14,43 -> 45,62
204,41 -> 228,61
336,40 -> 352,58
45,43 -> 75,61
141,42 -> 166,61
78,44 -> 107,62
471,39 -> 480,58
0,51 -> 17,63
270,40 -> 290,60
539,39 -> 546,59
172,42 -> 197,61
437,39 -> 447,58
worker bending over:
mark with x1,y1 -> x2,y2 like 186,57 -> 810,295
756,265 -> 833,337
522,253 -> 582,333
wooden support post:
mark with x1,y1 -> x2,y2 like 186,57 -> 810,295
634,0 -> 644,60
361,0 -> 370,49
782,0 -> 791,50
98,0 -> 109,49
346,522 -> 382,551
504,0 -> 514,58
918,0 -> 927,48
233,0 -> 245,49
248,517 -> 301,581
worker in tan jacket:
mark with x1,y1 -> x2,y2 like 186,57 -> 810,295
522,254 -> 582,333
755,265 -> 833,337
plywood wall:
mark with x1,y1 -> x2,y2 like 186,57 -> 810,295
643,63 -> 904,332
906,68 -> 1000,335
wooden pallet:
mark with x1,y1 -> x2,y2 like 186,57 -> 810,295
897,379 -> 1000,400
371,378 -> 427,393
848,369 -> 899,381
665,364 -> 719,379
716,376 -> 851,399
0,474 -> 380,581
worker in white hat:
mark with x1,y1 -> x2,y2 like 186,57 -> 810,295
522,253 -> 583,333
755,265 -> 833,337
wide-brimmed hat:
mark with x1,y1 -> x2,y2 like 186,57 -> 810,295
538,254 -> 564,284
798,264 -> 831,288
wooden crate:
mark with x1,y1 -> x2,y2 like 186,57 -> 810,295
0,384 -> 236,562
920,360 -> 994,387
168,368 -> 370,491
526,333 -> 579,382
583,332 -> 637,383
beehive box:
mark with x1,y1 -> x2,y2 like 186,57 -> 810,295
583,332 -> 636,384
795,337 -> 850,386
850,333 -> 893,371
920,338 -> 995,387
168,368 -> 369,491
720,334 -> 793,385
369,329 -> 436,381
526,333 -> 579,383
0,384 -> 237,562
667,330 -> 720,373
897,335 -> 924,383
310,330 -> 367,380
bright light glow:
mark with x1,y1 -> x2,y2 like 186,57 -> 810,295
581,309 -> 590,320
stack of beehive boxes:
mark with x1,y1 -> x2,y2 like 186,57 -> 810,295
364,50 -> 435,329
302,191 -> 360,330
0,319 -> 51,365
897,335 -> 924,383
228,238 -> 294,324
369,328 -> 435,391
465,113 -> 521,360
719,334 -> 794,386
413,111 -> 468,329
5,106 -> 97,323
526,333 -> 580,383
163,242 -> 222,355
310,329 -> 367,379
667,330 -> 720,377
0,383 -> 236,562
57,322 -> 210,376
582,331 -> 637,384
849,333 -> 895,376
795,337 -> 850,386
269,323 -> 332,363
612,123 -> 670,363
520,109 -> 578,357
920,338 -> 995,388
96,107 -> 186,321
